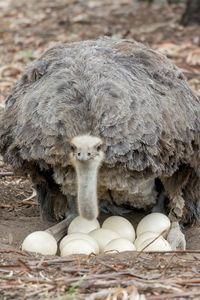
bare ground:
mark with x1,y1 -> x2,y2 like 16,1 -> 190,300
0,0 -> 200,299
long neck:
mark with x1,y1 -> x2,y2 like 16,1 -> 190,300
75,162 -> 99,220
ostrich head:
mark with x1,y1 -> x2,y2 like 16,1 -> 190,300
69,135 -> 104,220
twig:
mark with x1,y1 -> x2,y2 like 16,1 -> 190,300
0,249 -> 27,256
99,262 -> 119,272
148,290 -> 200,299
0,203 -> 17,208
0,265 -> 27,271
181,69 -> 200,79
140,250 -> 200,254
17,259 -> 32,272
132,230 -> 167,263
87,289 -> 113,300
21,189 -> 37,204
27,257 -> 77,266
161,253 -> 177,276
0,171 -> 14,176
174,278 -> 200,284
23,285 -> 55,300
88,264 -> 102,275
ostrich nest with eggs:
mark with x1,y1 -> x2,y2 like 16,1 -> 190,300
0,37 -> 200,250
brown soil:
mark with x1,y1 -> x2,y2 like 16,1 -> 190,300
0,0 -> 200,299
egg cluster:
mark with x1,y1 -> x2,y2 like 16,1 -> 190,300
22,212 -> 172,256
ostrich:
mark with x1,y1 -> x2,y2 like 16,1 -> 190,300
0,37 -> 200,250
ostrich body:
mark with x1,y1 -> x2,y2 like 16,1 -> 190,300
0,37 -> 200,249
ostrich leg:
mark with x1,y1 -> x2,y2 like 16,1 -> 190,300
167,221 -> 186,250
45,213 -> 75,242
161,170 -> 190,250
166,194 -> 186,250
45,195 -> 78,242
151,190 -> 186,250
167,167 -> 200,249
150,185 -> 186,249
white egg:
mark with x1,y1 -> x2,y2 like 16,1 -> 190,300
68,216 -> 100,234
60,239 -> 95,256
104,238 -> 136,253
102,216 -> 135,242
134,232 -> 160,249
136,236 -> 172,251
60,233 -> 99,254
136,213 -> 170,237
22,231 -> 57,255
89,228 -> 120,252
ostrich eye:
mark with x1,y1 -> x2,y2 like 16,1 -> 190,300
70,145 -> 75,151
97,145 -> 101,151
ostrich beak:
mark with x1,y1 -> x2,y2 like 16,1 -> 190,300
76,152 -> 91,161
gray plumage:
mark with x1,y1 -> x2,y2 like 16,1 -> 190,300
1,37 -> 200,225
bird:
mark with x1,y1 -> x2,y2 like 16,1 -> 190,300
0,37 -> 200,250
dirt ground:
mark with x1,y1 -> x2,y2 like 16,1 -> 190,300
0,0 -> 200,299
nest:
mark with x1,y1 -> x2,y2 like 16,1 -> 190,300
0,250 -> 200,299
